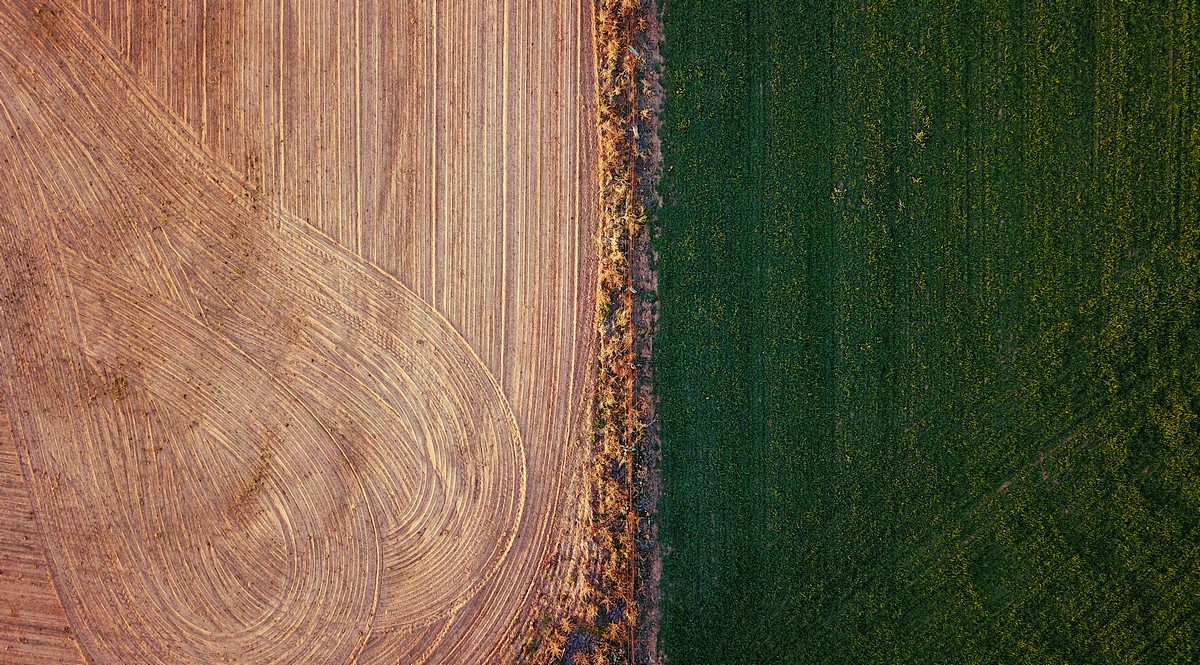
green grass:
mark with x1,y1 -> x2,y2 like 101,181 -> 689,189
654,1 -> 1200,663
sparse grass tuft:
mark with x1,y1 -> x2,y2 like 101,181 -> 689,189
109,375 -> 127,403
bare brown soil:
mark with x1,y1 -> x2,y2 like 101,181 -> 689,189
630,8 -> 664,663
0,1 -> 596,662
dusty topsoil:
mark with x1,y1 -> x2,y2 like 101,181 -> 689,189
0,1 -> 598,663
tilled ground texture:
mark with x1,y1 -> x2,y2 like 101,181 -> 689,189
0,1 -> 596,662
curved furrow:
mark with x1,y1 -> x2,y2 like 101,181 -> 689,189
0,2 -> 526,662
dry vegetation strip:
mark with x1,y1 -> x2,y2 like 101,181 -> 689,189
548,1 -> 661,663
0,0 -> 597,662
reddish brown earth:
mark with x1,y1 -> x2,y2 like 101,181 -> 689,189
0,1 -> 596,662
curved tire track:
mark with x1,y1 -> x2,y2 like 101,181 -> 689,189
0,3 -> 526,661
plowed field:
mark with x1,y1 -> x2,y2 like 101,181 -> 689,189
0,1 -> 596,662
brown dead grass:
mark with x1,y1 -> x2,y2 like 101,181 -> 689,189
534,1 -> 662,664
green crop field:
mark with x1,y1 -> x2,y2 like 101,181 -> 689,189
654,1 -> 1200,663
